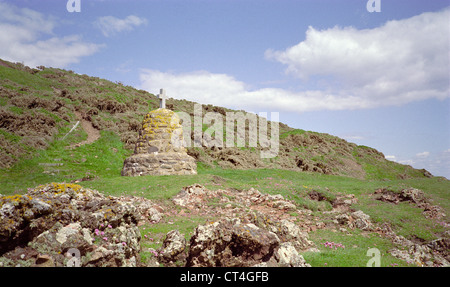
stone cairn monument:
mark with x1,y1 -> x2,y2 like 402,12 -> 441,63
121,89 -> 197,176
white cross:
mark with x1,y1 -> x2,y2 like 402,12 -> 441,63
158,88 -> 167,109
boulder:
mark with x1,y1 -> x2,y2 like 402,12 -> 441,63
350,210 -> 372,231
158,230 -> 187,265
276,219 -> 314,250
186,218 -> 280,267
183,217 -> 313,267
0,183 -> 146,267
172,184 -> 208,207
275,242 -> 311,267
336,214 -> 350,225
400,188 -> 425,203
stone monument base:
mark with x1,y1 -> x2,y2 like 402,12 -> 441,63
121,152 -> 197,176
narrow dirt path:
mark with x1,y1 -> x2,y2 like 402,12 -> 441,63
69,112 -> 101,148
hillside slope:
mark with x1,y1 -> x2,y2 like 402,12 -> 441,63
0,59 -> 449,268
0,59 -> 430,180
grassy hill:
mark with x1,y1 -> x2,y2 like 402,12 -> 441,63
0,59 -> 448,267
0,59 -> 431,181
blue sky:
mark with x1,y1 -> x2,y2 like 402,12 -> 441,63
0,0 -> 449,178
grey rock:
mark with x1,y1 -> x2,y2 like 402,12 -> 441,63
0,183 -> 143,267
158,230 -> 186,265
187,218 -> 280,267
275,242 -> 311,267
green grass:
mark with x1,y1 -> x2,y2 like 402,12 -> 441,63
139,213 -> 216,266
1,129 -> 448,267
80,173 -> 218,201
0,129 -> 21,143
353,145 -> 425,180
304,229 -> 415,267
0,65 -> 56,91
0,127 -> 131,194
8,106 -> 24,115
356,187 -> 448,241
280,128 -> 306,139
2,58 -> 447,266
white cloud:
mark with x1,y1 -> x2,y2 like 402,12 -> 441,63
139,69 -> 251,108
398,159 -> 415,166
138,69 -> 388,112
140,9 -> 449,114
390,149 -> 450,178
385,155 -> 397,161
416,151 -> 430,158
95,15 -> 147,37
0,2 -> 102,68
417,149 -> 450,178
265,8 -> 450,109
341,134 -> 367,141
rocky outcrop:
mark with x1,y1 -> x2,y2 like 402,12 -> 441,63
0,183 -> 161,267
157,230 -> 187,266
0,183 -> 313,267
185,218 -> 310,267
121,108 -> 197,176
274,242 -> 311,267
378,223 -> 450,267
169,184 -> 314,267
173,184 -> 299,216
335,210 -> 372,231
3,181 -> 446,267
186,218 -> 279,267
374,188 -> 446,219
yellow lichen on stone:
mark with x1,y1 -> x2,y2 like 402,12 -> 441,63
0,194 -> 33,209
50,182 -> 82,193
29,182 -> 83,195
3,194 -> 23,202
134,108 -> 186,155
0,195 -> 24,206
143,109 -> 180,133
122,108 -> 197,176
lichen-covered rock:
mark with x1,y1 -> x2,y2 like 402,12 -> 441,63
184,217 -> 312,267
335,210 -> 372,231
400,188 -> 426,204
275,242 -> 311,267
171,184 -> 315,261
0,183 -> 155,267
378,223 -> 450,267
375,188 -> 446,220
276,219 -> 314,250
121,108 -> 197,176
158,230 -> 187,266
172,184 -> 210,207
350,210 -> 372,231
134,108 -> 186,154
186,218 -> 280,267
